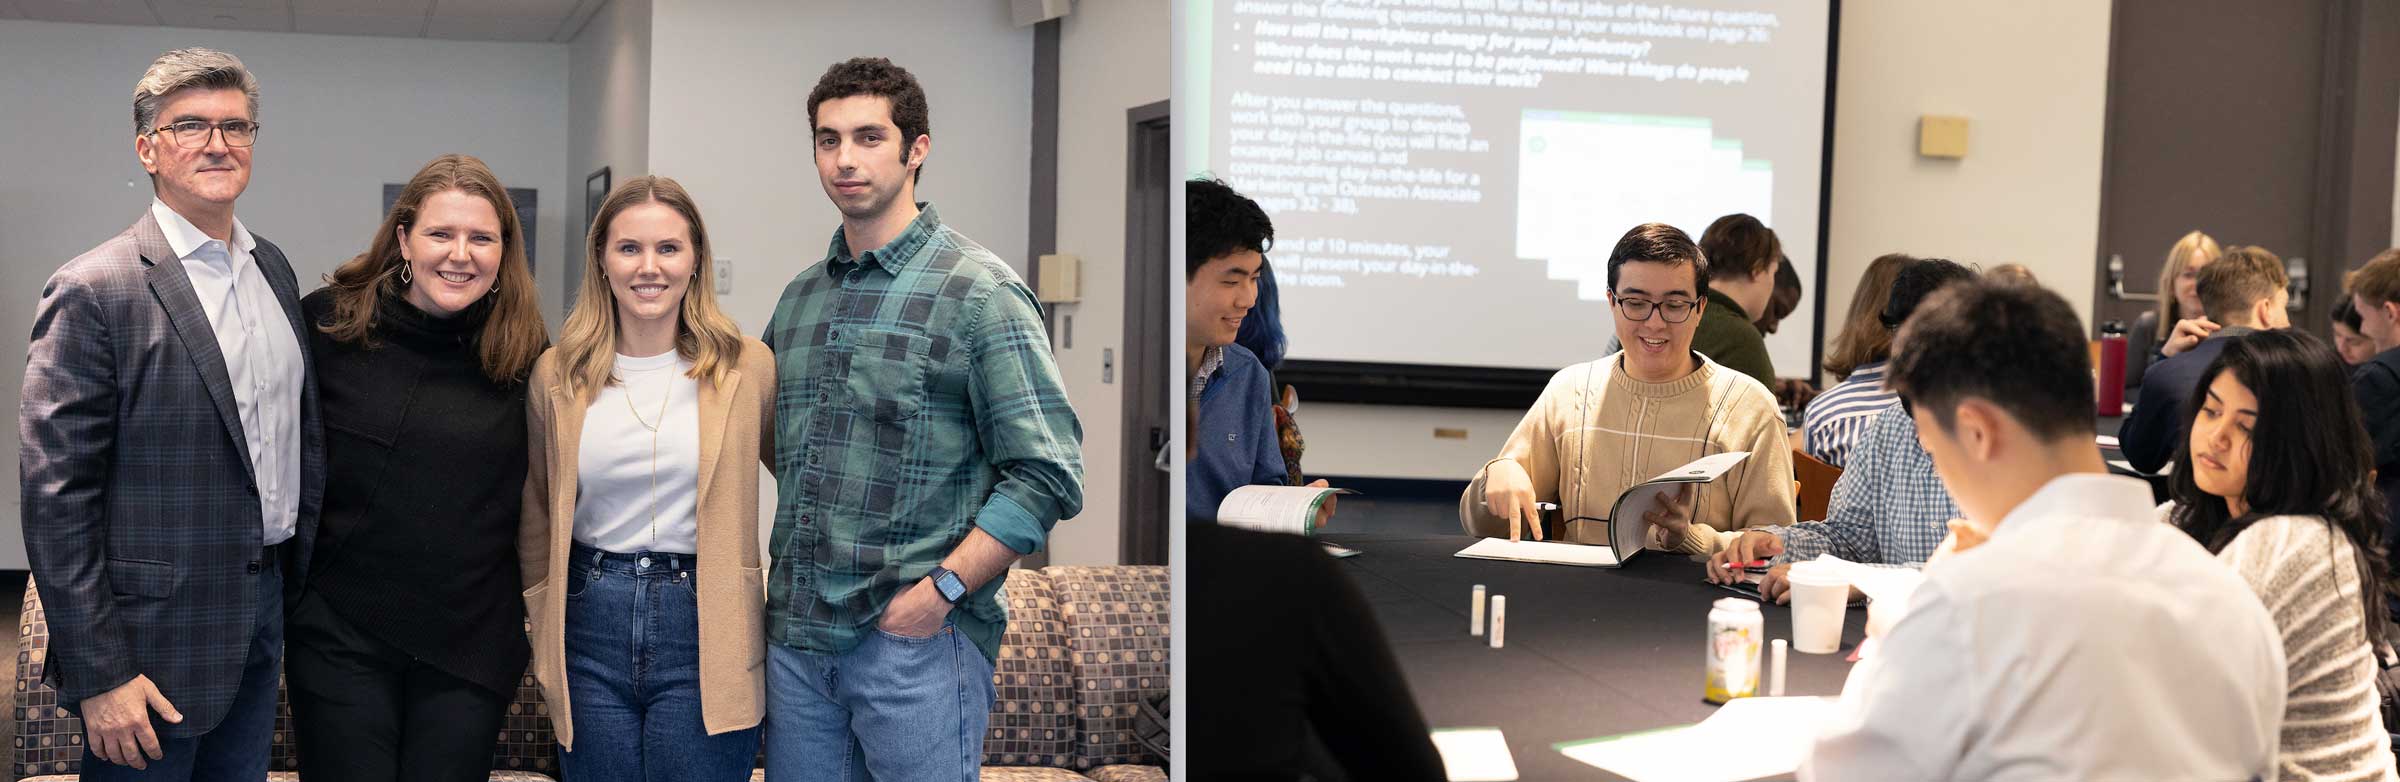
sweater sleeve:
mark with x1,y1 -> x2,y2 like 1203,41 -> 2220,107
1670,387 -> 1798,555
518,358 -> 554,594
2117,373 -> 2179,474
1459,368 -> 1572,536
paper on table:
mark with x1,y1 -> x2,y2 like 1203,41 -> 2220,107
1431,727 -> 1519,781
1556,696 -> 1837,782
1455,537 -> 1621,567
2096,434 -> 2121,449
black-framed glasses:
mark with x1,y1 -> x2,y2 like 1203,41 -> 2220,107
1611,295 -> 1698,323
149,119 -> 260,149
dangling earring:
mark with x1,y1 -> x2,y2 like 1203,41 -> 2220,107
397,263 -> 412,285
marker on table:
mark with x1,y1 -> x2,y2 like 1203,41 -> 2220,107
1770,639 -> 1789,696
1535,502 -> 1558,512
1720,560 -> 1767,570
1471,584 -> 1487,637
1489,595 -> 1506,649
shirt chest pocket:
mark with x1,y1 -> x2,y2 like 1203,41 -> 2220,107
845,329 -> 933,423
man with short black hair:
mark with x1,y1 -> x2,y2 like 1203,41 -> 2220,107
1186,178 -> 1337,523
1800,280 -> 2283,781
2118,245 -> 2289,473
761,56 -> 1084,782
1463,223 -> 1793,553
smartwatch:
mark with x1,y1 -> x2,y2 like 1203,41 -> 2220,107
928,566 -> 968,604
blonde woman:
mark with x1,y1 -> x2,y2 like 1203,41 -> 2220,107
2127,229 -> 2222,388
520,176 -> 771,779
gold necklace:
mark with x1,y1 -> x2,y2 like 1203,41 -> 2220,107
624,364 -> 671,549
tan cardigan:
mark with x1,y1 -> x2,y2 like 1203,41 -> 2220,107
519,339 -> 774,750
1458,353 -> 1795,554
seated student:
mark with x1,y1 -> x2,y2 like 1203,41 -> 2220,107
1236,264 -> 1308,486
1692,213 -> 1782,388
2127,230 -> 2224,390
1711,260 -> 1978,601
1800,280 -> 2284,781
1186,178 -> 1332,524
2334,294 -> 2378,367
2345,248 -> 2400,611
1189,520 -> 1446,781
1758,258 -> 1820,409
2163,329 -> 2397,781
1801,255 -> 1923,467
1460,223 -> 1794,553
2119,245 -> 2289,473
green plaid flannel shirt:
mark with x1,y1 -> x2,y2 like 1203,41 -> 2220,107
762,204 -> 1084,663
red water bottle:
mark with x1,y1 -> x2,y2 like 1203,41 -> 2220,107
2097,320 -> 2128,416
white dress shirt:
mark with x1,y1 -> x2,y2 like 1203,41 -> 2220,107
1802,473 -> 2285,782
152,199 -> 302,547
573,351 -> 702,555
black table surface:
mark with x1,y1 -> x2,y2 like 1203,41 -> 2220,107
1322,530 -> 1869,781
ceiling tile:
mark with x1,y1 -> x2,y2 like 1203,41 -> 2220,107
422,14 -> 556,41
151,4 -> 291,31
430,0 -> 575,19
295,0 -> 427,13
0,2 -> 22,20
11,0 -> 161,26
293,12 -> 426,37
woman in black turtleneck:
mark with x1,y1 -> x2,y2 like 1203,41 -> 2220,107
286,154 -> 550,782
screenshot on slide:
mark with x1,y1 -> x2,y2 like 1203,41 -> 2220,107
1186,0 -> 1833,374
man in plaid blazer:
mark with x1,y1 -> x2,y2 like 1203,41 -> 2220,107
18,48 -> 320,780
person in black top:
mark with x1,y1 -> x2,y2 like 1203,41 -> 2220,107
1190,521 -> 1446,781
287,154 -> 550,781
2118,246 -> 2288,474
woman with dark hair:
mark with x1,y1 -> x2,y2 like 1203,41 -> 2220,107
2167,329 -> 2397,780
290,153 -> 550,779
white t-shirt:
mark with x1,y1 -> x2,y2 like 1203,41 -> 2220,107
574,350 -> 702,555
1802,473 -> 2286,782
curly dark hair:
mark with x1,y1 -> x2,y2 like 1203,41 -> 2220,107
1187,177 -> 1273,280
807,57 -> 930,183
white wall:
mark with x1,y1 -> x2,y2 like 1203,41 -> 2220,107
1302,0 -> 2117,480
1817,0 -> 2112,372
1050,0 -> 1171,565
0,19 -> 571,569
566,0 -> 652,328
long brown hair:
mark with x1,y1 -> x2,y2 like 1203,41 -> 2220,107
553,175 -> 745,398
1822,253 -> 1916,380
319,153 -> 546,384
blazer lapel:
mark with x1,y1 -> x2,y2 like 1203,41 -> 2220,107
695,370 -> 739,502
135,213 -> 256,488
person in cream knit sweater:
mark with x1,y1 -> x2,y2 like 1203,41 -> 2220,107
1460,223 -> 1796,554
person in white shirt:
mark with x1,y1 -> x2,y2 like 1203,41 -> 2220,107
519,176 -> 775,780
21,48 -> 318,780
1801,279 -> 2287,782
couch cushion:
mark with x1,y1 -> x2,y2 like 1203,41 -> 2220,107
1086,765 -> 1169,782
985,569 -> 1076,766
13,579 -> 84,782
1046,566 -> 1169,770
979,765 -> 1098,781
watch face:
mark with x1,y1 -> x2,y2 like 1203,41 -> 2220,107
936,572 -> 966,601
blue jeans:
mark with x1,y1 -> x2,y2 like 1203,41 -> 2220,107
557,545 -> 759,782
763,622 -> 996,782
80,550 -> 282,782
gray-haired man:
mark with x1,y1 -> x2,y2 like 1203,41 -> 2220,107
20,47 -> 320,779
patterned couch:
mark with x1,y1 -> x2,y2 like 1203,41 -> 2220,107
11,566 -> 1168,782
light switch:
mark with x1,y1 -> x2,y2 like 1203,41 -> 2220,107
715,258 -> 734,296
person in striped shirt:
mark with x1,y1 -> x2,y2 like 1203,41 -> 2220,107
1802,258 -> 1973,468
